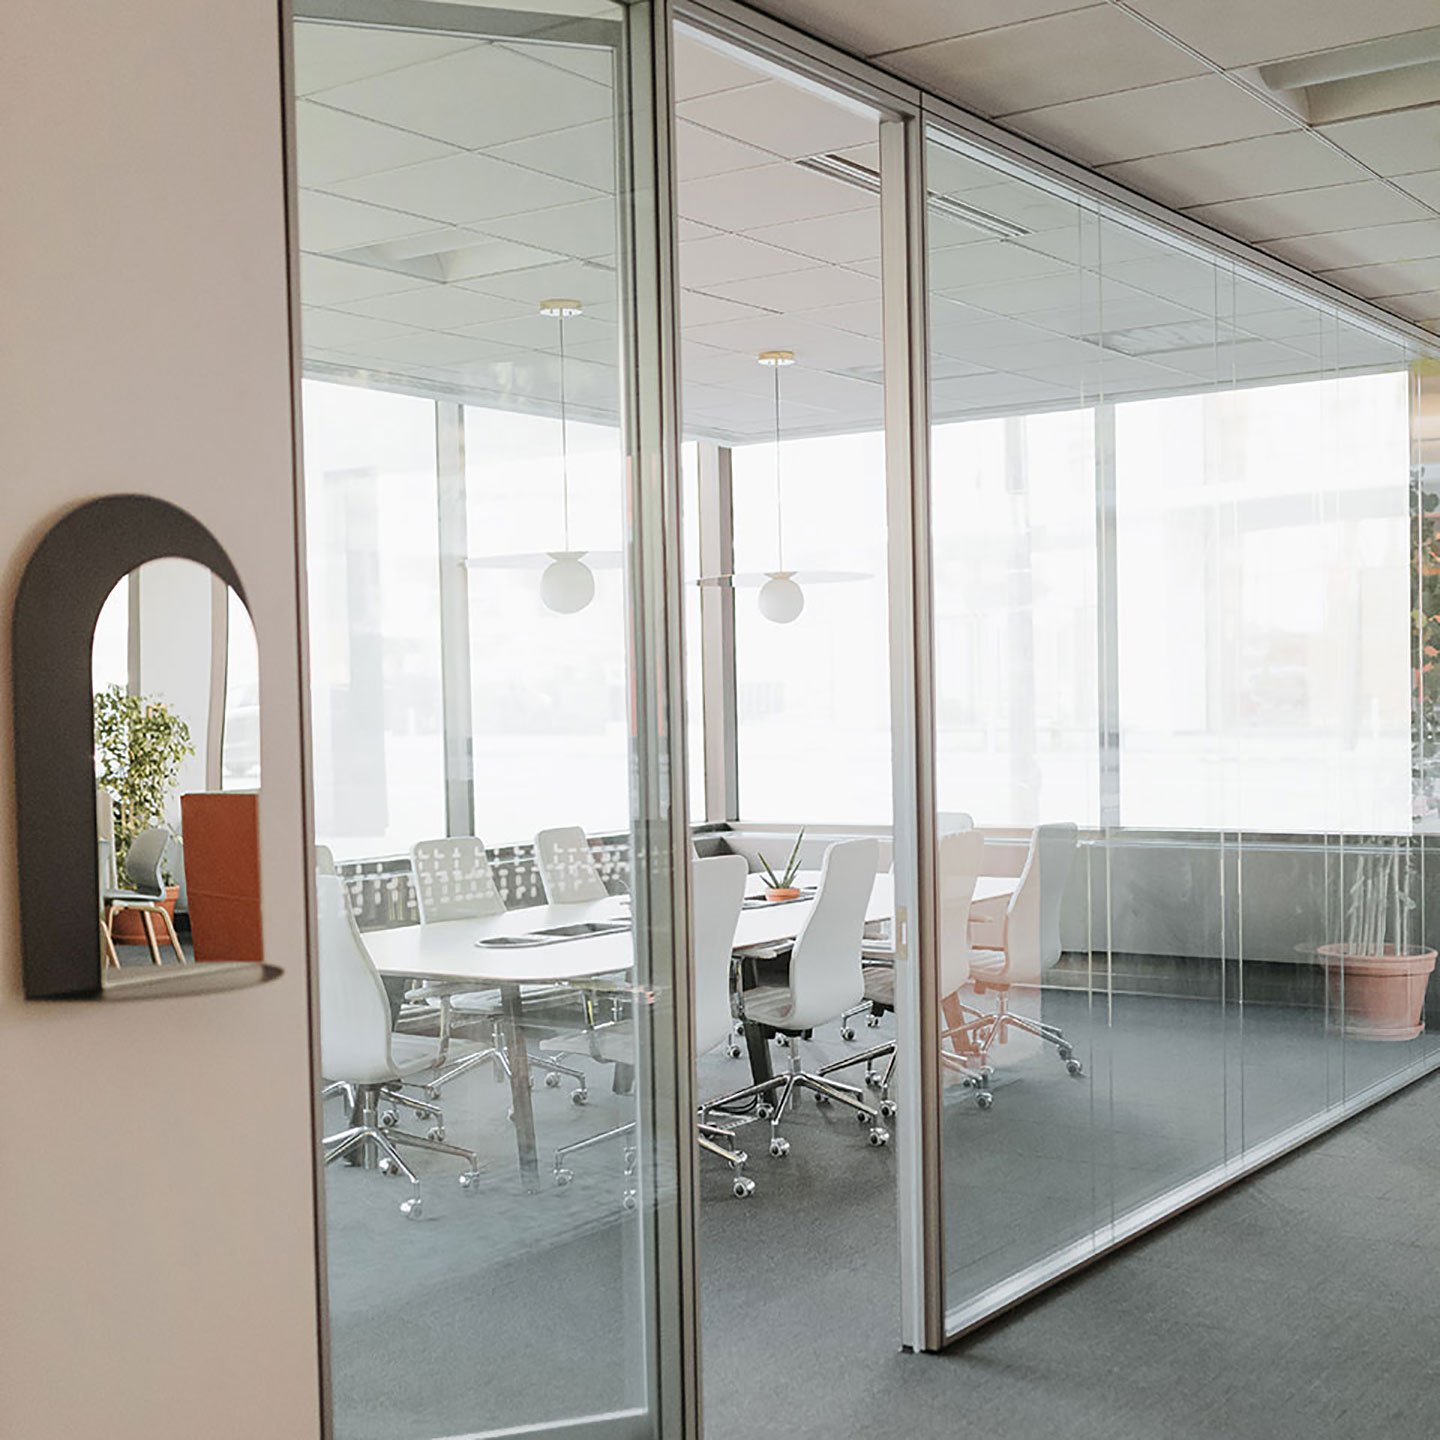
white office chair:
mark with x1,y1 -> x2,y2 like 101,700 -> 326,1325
552,855 -> 755,1200
713,838 -> 890,1155
317,874 -> 481,1218
968,822 -> 1082,1080
534,825 -> 609,903
823,829 -> 995,1111
409,837 -> 586,1100
314,843 -> 337,877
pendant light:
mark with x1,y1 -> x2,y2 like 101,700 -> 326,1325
756,351 -> 805,625
466,299 -> 619,611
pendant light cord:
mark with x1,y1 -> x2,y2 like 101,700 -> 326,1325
773,362 -> 784,571
558,311 -> 570,552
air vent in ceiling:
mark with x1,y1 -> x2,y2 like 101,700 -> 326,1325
1084,320 -> 1243,357
796,153 -> 1029,240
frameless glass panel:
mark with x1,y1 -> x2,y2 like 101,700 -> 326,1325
295,4 -> 685,1438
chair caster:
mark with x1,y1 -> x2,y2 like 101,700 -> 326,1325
864,1071 -> 882,1091
571,1089 -> 589,1106
1066,1059 -> 1084,1076
545,1071 -> 563,1088
866,1014 -> 881,1028
424,1085 -> 441,1101
622,1189 -> 638,1212
776,1034 -> 790,1048
399,1196 -> 423,1219
856,1110 -> 873,1126
814,1091 -> 832,1107
555,1168 -> 574,1188
976,1091 -> 994,1110
879,1100 -> 897,1121
725,1043 -> 743,1059
732,1176 -> 756,1198
427,1126 -> 445,1142
839,1026 -> 856,1042
868,1127 -> 891,1147
379,1110 -> 398,1128
726,1150 -> 750,1169
459,1170 -> 481,1191
378,1156 -> 401,1176
768,1137 -> 791,1158
1057,1044 -> 1073,1061
756,1102 -> 775,1120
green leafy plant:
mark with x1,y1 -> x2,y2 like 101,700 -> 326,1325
758,829 -> 805,893
93,685 -> 194,873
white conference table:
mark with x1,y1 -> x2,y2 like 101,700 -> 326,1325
364,869 -> 1014,1187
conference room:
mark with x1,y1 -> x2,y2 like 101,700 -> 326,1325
192,3 -> 1440,1438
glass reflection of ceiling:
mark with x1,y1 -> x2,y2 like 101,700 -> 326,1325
295,18 -> 1413,448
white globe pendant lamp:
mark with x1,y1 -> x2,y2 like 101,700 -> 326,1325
757,350 -> 802,624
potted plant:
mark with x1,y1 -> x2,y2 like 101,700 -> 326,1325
1318,843 -> 1436,1041
758,830 -> 805,902
94,685 -> 194,943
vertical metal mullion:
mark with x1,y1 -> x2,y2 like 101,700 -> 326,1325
618,3 -> 698,1437
436,400 -> 475,838
881,112 -> 943,1353
1094,401 -> 1120,828
697,440 -> 738,821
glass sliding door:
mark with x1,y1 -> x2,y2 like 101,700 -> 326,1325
292,3 -> 692,1437
923,119 -> 1440,1340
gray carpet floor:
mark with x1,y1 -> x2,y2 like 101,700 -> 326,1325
321,988 -> 1440,1440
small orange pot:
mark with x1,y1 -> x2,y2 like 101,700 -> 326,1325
766,886 -> 802,902
110,885 -> 179,945
1318,943 -> 1437,1041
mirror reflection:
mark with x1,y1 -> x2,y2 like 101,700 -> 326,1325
93,558 -> 262,970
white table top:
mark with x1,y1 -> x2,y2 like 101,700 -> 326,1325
363,869 -> 1013,985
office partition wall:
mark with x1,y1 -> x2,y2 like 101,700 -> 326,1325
921,123 -> 1440,1339
291,3 -> 694,1437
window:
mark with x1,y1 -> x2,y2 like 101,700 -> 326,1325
304,379 -> 444,861
464,406 -> 628,841
731,430 -> 892,823
1115,369 -> 1413,833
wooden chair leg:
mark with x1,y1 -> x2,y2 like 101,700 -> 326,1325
140,908 -> 163,966
157,905 -> 186,964
100,918 -> 120,969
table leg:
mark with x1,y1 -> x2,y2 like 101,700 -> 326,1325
501,981 -> 540,1192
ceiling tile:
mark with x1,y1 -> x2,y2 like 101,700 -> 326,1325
678,233 -> 818,288
298,189 -> 435,253
679,163 -> 872,231
930,239 -> 1073,290
1118,1 -> 1440,68
1263,220 -> 1440,272
1099,131 -> 1368,207
293,24 -> 481,97
880,6 -> 1205,116
299,254 -> 430,306
1183,180 -> 1434,240
672,30 -> 770,101
704,265 -> 880,312
300,307 -> 416,351
681,312 -> 883,370
744,208 -> 882,264
328,152 -> 599,228
465,259 -> 618,310
335,284 -> 532,330
1397,170 -> 1440,207
487,120 -> 616,191
297,102 -> 459,186
796,297 -> 884,338
1318,110 -> 1440,178
678,80 -> 877,162
675,121 -> 778,181
680,291 -> 776,328
1315,255 -> 1440,300
480,197 -> 618,262
742,0 -> 1094,56
1001,75 -> 1295,167
315,45 -> 612,150
1377,291 -> 1440,323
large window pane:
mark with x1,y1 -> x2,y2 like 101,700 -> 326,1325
304,379 -> 443,862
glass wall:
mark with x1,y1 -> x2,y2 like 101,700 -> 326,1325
925,127 -> 1440,1334
296,4 -> 687,1438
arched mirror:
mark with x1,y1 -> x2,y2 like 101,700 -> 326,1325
14,496 -> 280,998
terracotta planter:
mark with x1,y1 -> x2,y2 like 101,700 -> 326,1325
765,886 -> 802,902
110,885 -> 179,945
1318,943 -> 1437,1041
